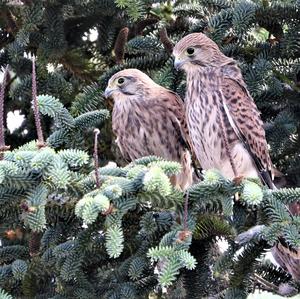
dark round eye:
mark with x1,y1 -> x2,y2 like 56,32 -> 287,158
186,47 -> 195,55
117,77 -> 125,85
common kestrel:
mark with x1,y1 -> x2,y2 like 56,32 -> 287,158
173,33 -> 300,281
104,69 -> 193,190
173,33 -> 274,188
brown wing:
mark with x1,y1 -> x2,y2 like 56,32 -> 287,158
162,89 -> 197,159
157,88 -> 202,178
112,89 -> 190,163
221,66 -> 273,187
111,104 -> 134,163
112,130 -> 132,163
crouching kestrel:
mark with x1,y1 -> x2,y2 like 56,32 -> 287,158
104,69 -> 193,190
173,33 -> 274,188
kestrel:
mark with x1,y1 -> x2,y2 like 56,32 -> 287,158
104,69 -> 193,190
173,33 -> 300,281
173,33 -> 274,187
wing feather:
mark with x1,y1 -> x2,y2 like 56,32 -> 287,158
162,89 -> 198,159
221,65 -> 274,187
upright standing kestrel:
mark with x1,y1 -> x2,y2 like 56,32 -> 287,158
173,33 -> 274,187
173,33 -> 300,281
104,69 -> 193,190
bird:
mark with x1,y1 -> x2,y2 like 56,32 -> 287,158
104,68 -> 193,190
173,32 -> 300,281
173,32 -> 274,187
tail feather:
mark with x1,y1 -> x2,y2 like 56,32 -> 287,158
173,150 -> 194,190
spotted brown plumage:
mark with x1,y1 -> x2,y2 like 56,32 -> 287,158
104,68 -> 193,190
173,32 -> 300,281
173,32 -> 273,186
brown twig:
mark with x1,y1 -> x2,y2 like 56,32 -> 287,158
31,55 -> 45,149
184,190 -> 189,231
0,65 -> 10,158
114,27 -> 129,65
253,273 -> 279,293
93,128 -> 101,188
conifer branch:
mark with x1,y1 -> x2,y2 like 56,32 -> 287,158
3,9 -> 18,35
93,128 -> 101,188
0,65 -> 10,157
253,273 -> 279,293
0,1 -> 299,297
31,56 -> 46,149
114,27 -> 129,65
184,190 -> 189,232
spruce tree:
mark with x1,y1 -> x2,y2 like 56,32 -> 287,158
0,0 -> 300,298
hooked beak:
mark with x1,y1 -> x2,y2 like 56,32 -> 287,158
104,87 -> 115,98
174,58 -> 184,70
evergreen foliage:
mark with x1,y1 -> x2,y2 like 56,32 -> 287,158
0,0 -> 300,298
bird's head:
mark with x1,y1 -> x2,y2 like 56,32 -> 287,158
104,69 -> 155,100
173,33 -> 229,71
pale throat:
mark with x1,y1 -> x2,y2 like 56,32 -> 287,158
185,66 -> 222,104
114,96 -> 134,111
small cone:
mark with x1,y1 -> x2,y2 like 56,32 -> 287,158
29,231 -> 41,256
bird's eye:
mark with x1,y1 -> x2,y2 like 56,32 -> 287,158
117,77 -> 125,85
186,47 -> 195,56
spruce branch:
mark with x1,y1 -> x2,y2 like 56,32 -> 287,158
0,288 -> 12,299
3,9 -> 18,35
59,50 -> 97,82
114,27 -> 129,65
31,56 -> 46,149
93,128 -> 101,188
29,231 -> 41,257
0,65 -> 10,157
184,191 -> 189,231
253,273 -> 279,293
132,17 -> 159,36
